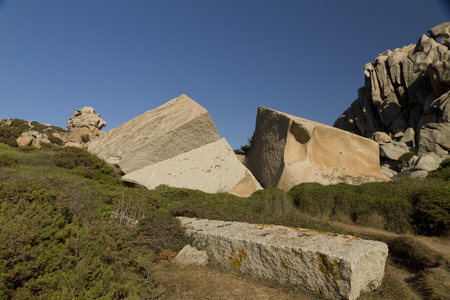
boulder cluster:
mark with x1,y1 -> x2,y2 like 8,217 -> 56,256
334,22 -> 450,178
88,94 -> 263,197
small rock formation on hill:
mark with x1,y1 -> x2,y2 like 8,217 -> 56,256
16,131 -> 51,149
246,107 -> 385,191
123,138 -> 262,197
334,22 -> 450,178
88,94 -> 221,174
65,107 -> 106,147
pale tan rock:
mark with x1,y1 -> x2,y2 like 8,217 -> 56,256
16,131 -> 50,149
65,107 -> 106,146
178,217 -> 388,300
372,132 -> 392,143
172,245 -> 208,266
122,138 -> 262,197
88,94 -> 220,174
246,107 -> 386,190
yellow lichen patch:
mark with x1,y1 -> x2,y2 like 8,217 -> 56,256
228,249 -> 247,270
239,249 -> 247,260
280,261 -> 290,270
345,237 -> 361,242
168,173 -> 172,175
317,254 -> 341,286
214,164 -> 221,169
206,170 -> 211,173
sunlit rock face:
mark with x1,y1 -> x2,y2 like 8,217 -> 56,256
334,22 -> 450,157
122,138 -> 262,197
88,94 -> 220,174
246,107 -> 386,190
65,107 -> 106,148
178,217 -> 388,300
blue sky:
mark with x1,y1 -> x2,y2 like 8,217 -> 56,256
1,0 -> 449,149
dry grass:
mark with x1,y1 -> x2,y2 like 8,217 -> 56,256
154,264 -> 321,300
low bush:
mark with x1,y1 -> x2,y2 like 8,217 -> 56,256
288,178 -> 449,236
0,154 -> 19,167
427,158 -> 450,181
54,147 -> 121,185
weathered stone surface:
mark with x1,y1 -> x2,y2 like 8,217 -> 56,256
16,131 -> 50,149
334,23 -> 450,159
65,107 -> 106,147
172,245 -> 208,266
246,107 -> 386,190
122,138 -> 262,197
379,142 -> 410,160
178,217 -> 388,300
372,132 -> 392,143
413,152 -> 443,172
88,94 -> 220,174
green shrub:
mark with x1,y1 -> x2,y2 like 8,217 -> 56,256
410,185 -> 450,236
0,154 -> 19,167
81,134 -> 90,143
54,147 -> 121,185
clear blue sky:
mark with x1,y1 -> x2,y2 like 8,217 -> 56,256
1,0 -> 449,149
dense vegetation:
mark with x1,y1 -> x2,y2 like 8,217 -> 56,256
0,142 -> 449,299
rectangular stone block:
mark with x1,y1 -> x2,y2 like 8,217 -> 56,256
177,217 -> 388,300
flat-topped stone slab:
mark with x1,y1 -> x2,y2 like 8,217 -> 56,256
177,217 -> 388,300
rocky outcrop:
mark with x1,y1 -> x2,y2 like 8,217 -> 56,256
178,217 -> 388,300
16,131 -> 50,149
88,94 -> 220,174
122,138 -> 262,197
334,22 -> 450,159
65,107 -> 106,147
245,107 -> 386,190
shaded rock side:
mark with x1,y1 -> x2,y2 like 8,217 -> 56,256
122,138 -> 262,197
65,107 -> 106,147
334,22 -> 450,157
178,217 -> 388,300
88,94 -> 221,174
246,107 -> 386,190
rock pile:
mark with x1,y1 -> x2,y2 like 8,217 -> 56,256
334,22 -> 450,178
16,131 -> 50,149
246,106 -> 386,190
65,107 -> 106,147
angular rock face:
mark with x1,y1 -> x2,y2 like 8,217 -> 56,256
334,22 -> 450,158
65,107 -> 106,147
246,107 -> 385,190
178,217 -> 388,300
88,94 -> 221,174
122,138 -> 262,197
16,131 -> 50,149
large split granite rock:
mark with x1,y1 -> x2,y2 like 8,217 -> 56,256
245,107 -> 386,190
88,94 -> 220,174
334,22 -> 450,158
122,138 -> 262,197
178,217 -> 388,300
65,107 -> 106,147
